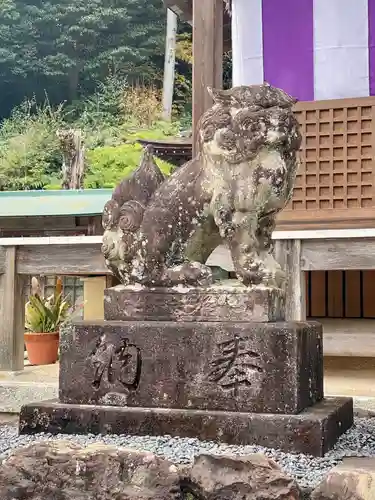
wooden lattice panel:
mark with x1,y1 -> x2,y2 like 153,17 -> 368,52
279,97 -> 375,229
306,270 -> 375,319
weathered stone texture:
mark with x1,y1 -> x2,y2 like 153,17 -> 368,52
311,457 -> 375,500
59,320 -> 323,414
184,453 -> 301,499
19,397 -> 353,456
0,441 -> 181,499
0,441 -> 304,500
104,282 -> 285,322
101,83 -> 301,288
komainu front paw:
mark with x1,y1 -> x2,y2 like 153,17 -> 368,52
235,254 -> 286,289
236,267 -> 264,287
163,262 -> 213,287
258,267 -> 286,288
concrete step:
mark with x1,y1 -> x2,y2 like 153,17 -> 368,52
0,381 -> 58,413
0,363 -> 58,413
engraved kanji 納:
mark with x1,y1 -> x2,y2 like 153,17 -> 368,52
89,334 -> 142,390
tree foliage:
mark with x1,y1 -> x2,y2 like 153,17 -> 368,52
0,0 -> 167,116
0,0 -> 205,190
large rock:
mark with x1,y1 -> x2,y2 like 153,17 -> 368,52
311,457 -> 375,500
0,443 -> 303,499
0,441 -> 182,499
183,453 -> 302,499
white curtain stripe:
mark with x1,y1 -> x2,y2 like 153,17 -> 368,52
231,0 -> 264,86
313,0 -> 370,99
231,0 -> 372,100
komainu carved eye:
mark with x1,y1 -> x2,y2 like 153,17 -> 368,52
233,108 -> 259,130
201,124 -> 216,142
200,108 -> 232,143
217,129 -> 236,150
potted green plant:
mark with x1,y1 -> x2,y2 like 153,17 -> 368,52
24,277 -> 70,365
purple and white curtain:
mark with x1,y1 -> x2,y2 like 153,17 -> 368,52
232,0 -> 375,101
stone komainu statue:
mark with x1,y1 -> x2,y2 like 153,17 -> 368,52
102,83 -> 302,288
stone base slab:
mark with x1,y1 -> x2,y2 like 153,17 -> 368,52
19,397 -> 353,457
104,281 -> 285,322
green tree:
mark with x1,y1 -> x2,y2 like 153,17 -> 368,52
0,0 -> 167,115
30,0 -> 166,99
0,0 -> 40,114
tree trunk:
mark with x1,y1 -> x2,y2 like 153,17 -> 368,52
57,129 -> 85,190
68,65 -> 80,102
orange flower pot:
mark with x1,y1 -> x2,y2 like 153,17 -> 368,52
24,332 -> 59,366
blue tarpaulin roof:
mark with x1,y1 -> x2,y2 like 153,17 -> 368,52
0,189 -> 113,217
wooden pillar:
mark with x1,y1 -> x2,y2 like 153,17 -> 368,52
81,276 -> 106,321
0,246 -> 25,371
192,0 -> 223,155
275,239 -> 307,321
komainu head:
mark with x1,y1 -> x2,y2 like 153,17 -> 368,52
198,83 -> 302,165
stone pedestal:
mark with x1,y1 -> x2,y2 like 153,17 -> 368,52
57,320 -> 323,414
19,284 -> 353,456
104,281 -> 285,322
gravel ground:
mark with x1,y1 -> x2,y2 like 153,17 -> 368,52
0,417 -> 374,491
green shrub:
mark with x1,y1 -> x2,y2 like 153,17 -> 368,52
25,277 -> 70,333
120,85 -> 163,128
84,121 -> 177,189
0,98 -> 64,190
0,80 -> 181,191
85,141 -> 173,189
71,75 -> 129,149
77,84 -> 178,189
